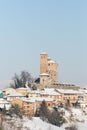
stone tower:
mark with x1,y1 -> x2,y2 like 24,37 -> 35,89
40,52 -> 48,74
40,52 -> 58,86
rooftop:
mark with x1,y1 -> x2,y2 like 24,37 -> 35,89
48,60 -> 56,63
40,73 -> 49,76
40,52 -> 47,55
22,97 -> 53,102
8,91 -> 25,97
40,88 -> 61,96
56,89 -> 80,94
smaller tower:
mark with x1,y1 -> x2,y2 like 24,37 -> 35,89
40,73 -> 49,86
47,60 -> 58,83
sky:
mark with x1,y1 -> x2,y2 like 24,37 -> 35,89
0,0 -> 87,87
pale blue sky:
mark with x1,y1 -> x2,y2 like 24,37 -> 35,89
0,0 -> 87,86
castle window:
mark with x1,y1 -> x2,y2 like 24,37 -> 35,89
48,103 -> 50,106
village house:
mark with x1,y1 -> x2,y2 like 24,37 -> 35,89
56,89 -> 79,106
10,96 -> 54,117
3,88 -> 16,96
77,89 -> 87,107
19,97 -> 54,116
40,88 -> 62,105
21,98 -> 35,116
28,90 -> 40,98
16,87 -> 30,96
7,91 -> 25,101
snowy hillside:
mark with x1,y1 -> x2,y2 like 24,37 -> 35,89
1,108 -> 87,130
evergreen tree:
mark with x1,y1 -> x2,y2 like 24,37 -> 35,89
39,100 -> 49,121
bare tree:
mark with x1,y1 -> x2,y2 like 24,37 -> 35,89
10,71 -> 33,88
21,71 -> 33,87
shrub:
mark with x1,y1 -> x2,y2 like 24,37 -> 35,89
48,111 -> 65,127
9,104 -> 22,118
0,126 -> 3,130
69,124 -> 78,130
65,124 -> 78,130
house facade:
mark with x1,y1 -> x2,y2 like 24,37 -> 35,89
56,89 -> 79,106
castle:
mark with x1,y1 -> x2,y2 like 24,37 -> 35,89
40,52 -> 58,86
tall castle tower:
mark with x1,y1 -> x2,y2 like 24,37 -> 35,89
40,52 -> 48,74
40,52 -> 58,86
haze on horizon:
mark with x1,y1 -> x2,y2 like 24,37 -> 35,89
0,0 -> 87,87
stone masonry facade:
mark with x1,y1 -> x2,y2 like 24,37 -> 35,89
40,52 -> 58,86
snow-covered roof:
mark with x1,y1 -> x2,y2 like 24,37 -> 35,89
40,73 -> 49,76
16,87 -> 29,90
40,88 -> 61,96
0,98 -> 10,104
56,89 -> 79,94
79,88 -> 87,94
8,91 -> 25,97
22,97 -> 53,103
48,60 -> 55,63
40,52 -> 47,54
29,90 -> 40,94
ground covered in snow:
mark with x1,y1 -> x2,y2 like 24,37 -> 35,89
2,108 -> 87,130
22,116 -> 87,130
